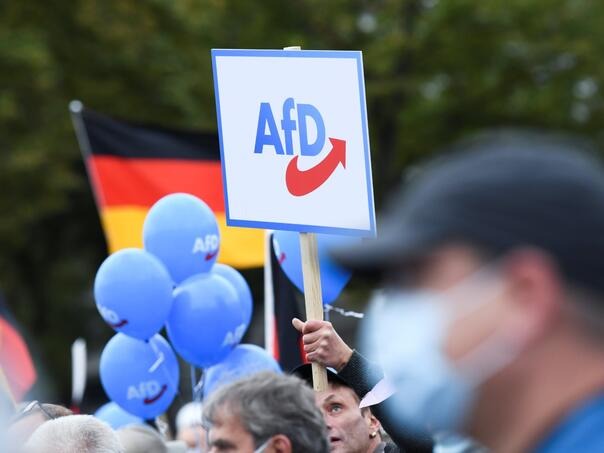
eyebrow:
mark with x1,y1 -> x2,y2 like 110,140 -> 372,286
323,394 -> 345,405
210,438 -> 236,449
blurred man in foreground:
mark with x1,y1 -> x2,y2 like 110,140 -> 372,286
333,130 -> 604,452
203,372 -> 329,453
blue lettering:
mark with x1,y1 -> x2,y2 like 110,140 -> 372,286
281,98 -> 297,156
254,103 -> 284,155
297,103 -> 325,157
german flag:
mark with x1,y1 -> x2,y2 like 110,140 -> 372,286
71,103 -> 264,268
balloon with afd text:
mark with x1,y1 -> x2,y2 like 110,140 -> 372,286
166,273 -> 244,368
94,248 -> 173,340
143,193 -> 220,284
100,333 -> 179,420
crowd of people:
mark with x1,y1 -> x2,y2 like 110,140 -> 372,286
4,128 -> 604,452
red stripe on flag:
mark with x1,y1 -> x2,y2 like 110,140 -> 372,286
87,155 -> 225,211
0,318 -> 36,401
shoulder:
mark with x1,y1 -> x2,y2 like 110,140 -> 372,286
534,393 -> 604,453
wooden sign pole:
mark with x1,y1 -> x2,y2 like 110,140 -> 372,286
299,232 -> 328,391
282,45 -> 328,392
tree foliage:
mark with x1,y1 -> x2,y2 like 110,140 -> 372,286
2,0 -> 604,400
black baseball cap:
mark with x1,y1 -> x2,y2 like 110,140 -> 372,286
332,129 -> 604,294
293,364 -> 352,390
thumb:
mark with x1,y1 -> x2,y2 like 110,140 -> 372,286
292,317 -> 305,333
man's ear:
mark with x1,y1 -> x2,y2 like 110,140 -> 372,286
501,248 -> 564,345
363,408 -> 381,435
270,434 -> 292,453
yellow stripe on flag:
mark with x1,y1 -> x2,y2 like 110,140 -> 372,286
100,206 -> 264,268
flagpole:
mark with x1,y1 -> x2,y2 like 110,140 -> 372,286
69,100 -> 102,209
264,230 -> 275,355
70,338 -> 87,413
69,100 -> 110,251
69,100 -> 94,160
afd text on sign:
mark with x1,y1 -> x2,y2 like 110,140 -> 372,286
212,49 -> 376,236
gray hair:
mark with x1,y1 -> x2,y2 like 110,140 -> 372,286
203,372 -> 329,453
117,424 -> 166,453
24,414 -> 123,453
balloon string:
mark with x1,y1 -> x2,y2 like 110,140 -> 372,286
190,365 -> 197,401
149,339 -> 178,392
323,305 -> 365,319
323,304 -> 331,322
148,340 -> 165,372
149,351 -> 165,373
193,368 -> 204,402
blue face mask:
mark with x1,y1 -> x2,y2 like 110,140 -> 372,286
362,277 -> 521,434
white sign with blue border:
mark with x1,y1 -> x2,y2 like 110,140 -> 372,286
211,49 -> 376,236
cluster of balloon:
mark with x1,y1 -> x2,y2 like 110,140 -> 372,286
93,193 -> 254,419
203,344 -> 282,398
272,231 -> 355,304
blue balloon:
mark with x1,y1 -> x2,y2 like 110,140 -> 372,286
212,264 -> 253,338
94,248 -> 173,340
166,273 -> 244,368
143,193 -> 220,284
203,344 -> 281,398
272,232 -> 354,304
100,333 -> 180,419
94,402 -> 143,429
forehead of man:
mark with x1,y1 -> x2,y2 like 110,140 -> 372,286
316,382 -> 360,408
388,244 -> 487,291
208,406 -> 256,451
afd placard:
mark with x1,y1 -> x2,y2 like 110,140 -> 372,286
211,49 -> 375,236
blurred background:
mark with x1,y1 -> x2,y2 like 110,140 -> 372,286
2,0 -> 604,412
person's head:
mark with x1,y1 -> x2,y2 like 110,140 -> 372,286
24,414 -> 123,453
175,402 -> 206,452
116,424 -> 166,453
203,372 -> 329,453
7,401 -> 73,447
334,130 -> 604,439
294,365 -> 381,453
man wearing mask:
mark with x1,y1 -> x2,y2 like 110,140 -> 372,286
332,130 -> 604,452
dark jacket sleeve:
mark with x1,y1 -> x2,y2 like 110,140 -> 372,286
339,351 -> 435,453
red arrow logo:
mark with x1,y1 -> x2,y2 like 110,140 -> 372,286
285,138 -> 346,196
